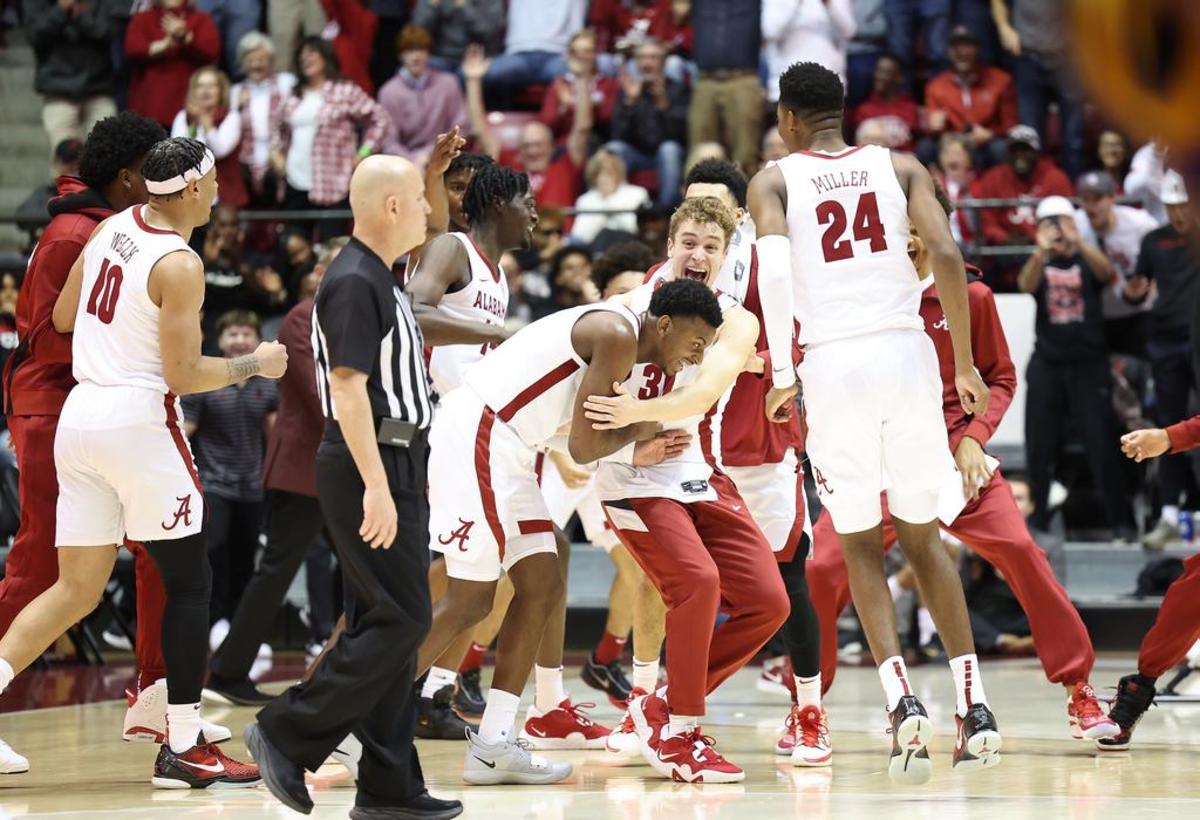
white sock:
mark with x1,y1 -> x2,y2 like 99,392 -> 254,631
166,702 -> 202,753
917,607 -> 936,646
421,666 -> 458,699
0,657 -> 13,693
631,658 -> 659,693
950,653 -> 988,717
478,688 -> 521,744
887,575 -> 904,603
794,674 -> 821,709
534,665 -> 566,712
1163,505 -> 1180,528
878,655 -> 912,712
666,714 -> 700,738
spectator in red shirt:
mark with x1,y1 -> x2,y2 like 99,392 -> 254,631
848,52 -> 920,152
922,24 -> 1016,170
539,30 -> 618,141
317,0 -> 378,95
125,0 -> 221,127
464,45 -> 587,209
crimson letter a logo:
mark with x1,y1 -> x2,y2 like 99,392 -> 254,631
162,495 -> 193,531
438,518 -> 475,551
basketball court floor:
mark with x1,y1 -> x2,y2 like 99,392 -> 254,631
1,656 -> 1197,818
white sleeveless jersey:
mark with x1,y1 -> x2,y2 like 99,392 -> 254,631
464,301 -> 641,450
422,232 -> 510,395
714,217 -> 756,303
72,205 -> 197,393
775,145 -> 923,346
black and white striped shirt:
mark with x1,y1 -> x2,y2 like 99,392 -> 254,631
311,237 -> 432,430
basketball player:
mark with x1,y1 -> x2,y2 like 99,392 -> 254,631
584,197 -> 791,782
807,195 -> 1120,743
0,138 -> 282,788
421,278 -> 723,784
749,62 -> 999,783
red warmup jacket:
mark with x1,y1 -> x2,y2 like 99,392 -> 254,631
320,0 -> 378,96
1167,418 -> 1200,453
3,178 -> 112,417
970,157 -> 1074,245
125,6 -> 221,127
924,66 -> 1018,133
919,269 -> 1017,451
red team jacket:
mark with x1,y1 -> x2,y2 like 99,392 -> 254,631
1167,418 -> 1200,454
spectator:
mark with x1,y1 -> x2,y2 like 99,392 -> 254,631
267,0 -> 325,70
689,0 -> 763,175
482,0 -> 586,101
761,127 -> 787,165
1134,172 -> 1200,550
922,24 -> 1016,169
539,30 -> 618,141
991,0 -> 1085,177
591,238 -> 658,296
231,31 -> 297,205
762,0 -> 856,101
269,37 -> 392,215
844,0 -> 886,107
885,0 -> 950,86
0,272 -> 18,392
318,0 -> 379,95
1072,170 -> 1158,357
464,45 -> 588,209
378,25 -> 467,165
195,0 -> 260,80
1095,130 -> 1130,193
412,0 -> 505,71
183,309 -> 279,630
547,245 -> 600,310
1018,196 -> 1134,540
569,149 -> 650,245
171,66 -> 248,208
928,133 -> 976,246
1125,141 -> 1170,225
26,0 -> 117,157
124,0 -> 221,127
607,37 -> 688,208
848,52 -> 919,152
16,138 -> 82,246
513,206 -> 566,287
589,0 -> 659,55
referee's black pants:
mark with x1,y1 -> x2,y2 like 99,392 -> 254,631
256,436 -> 432,807
209,490 -> 325,682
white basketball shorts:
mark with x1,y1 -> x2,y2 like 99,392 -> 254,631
540,458 -> 620,553
54,384 -> 204,546
799,328 -> 956,534
724,449 -> 811,555
427,388 -> 558,582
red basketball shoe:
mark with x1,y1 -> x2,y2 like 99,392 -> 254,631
518,699 -> 611,750
151,740 -> 260,789
649,728 -> 745,783
1067,682 -> 1120,740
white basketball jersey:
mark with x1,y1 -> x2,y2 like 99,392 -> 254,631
423,232 -> 510,395
465,301 -> 641,450
776,145 -> 923,346
73,205 -> 197,393
713,217 -> 756,303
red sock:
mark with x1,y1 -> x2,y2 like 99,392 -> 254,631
460,642 -> 487,673
594,630 -> 628,665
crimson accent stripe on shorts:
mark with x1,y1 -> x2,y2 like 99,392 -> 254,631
894,660 -> 911,696
474,408 -> 506,560
517,519 -> 553,535
164,393 -> 204,496
963,658 -> 973,707
497,360 -> 580,422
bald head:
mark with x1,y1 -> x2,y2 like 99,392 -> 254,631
349,155 -> 429,260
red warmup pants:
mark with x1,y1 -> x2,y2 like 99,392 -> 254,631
1138,552 -> 1200,678
604,473 -> 789,716
808,470 -> 1093,694
0,414 -> 166,686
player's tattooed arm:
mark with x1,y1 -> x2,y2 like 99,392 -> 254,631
226,354 -> 261,381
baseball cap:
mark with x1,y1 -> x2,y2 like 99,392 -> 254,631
1161,170 -> 1189,205
1076,170 -> 1116,196
1007,124 -> 1041,152
1035,195 -> 1075,222
948,24 -> 978,45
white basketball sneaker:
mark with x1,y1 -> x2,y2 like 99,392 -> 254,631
123,679 -> 231,743
331,732 -> 362,780
462,729 -> 572,785
0,736 -> 29,774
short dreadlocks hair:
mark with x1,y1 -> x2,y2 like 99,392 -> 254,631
141,137 -> 210,200
462,164 -> 532,227
668,196 -> 736,250
648,278 -> 724,331
684,159 -> 748,208
591,240 -> 657,295
446,152 -> 494,179
778,61 -> 845,119
79,111 -> 167,192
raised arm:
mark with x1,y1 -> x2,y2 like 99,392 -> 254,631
405,234 -> 511,346
462,45 -> 500,159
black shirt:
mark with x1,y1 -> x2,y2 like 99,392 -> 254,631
183,379 -> 279,502
1136,224 -> 1200,345
1033,252 -> 1108,362
312,236 -> 432,431
691,0 -> 762,71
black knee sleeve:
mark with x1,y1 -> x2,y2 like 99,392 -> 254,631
778,534 -> 821,678
144,533 -> 212,704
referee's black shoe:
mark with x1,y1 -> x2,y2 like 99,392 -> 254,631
349,792 -> 464,820
244,723 -> 313,815
203,675 -> 274,706
416,684 -> 472,740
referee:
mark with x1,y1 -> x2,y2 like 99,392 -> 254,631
246,156 -> 461,820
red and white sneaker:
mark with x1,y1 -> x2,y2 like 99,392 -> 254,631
150,741 -> 261,789
774,705 -> 800,756
791,706 -> 832,767
756,656 -> 793,698
518,699 -> 611,750
123,680 -> 231,744
1067,682 -> 1121,740
627,690 -> 670,764
648,728 -> 745,784
607,687 -> 648,758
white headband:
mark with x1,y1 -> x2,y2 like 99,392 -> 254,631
145,147 -> 216,196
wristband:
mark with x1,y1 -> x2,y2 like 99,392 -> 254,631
358,146 -> 373,159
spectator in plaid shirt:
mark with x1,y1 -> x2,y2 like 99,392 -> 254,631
269,37 -> 392,219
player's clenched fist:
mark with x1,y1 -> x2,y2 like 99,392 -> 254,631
1121,428 -> 1171,462
254,341 -> 288,379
